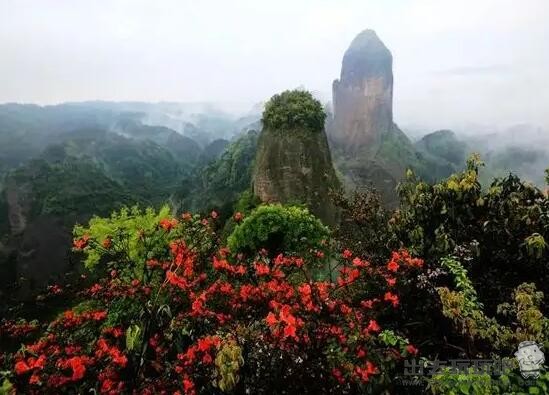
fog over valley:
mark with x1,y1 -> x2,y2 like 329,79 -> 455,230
1,0 -> 548,133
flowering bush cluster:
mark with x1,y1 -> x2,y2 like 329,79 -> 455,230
0,319 -> 40,342
0,206 -> 424,394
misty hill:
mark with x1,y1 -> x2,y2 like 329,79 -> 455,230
0,101 -> 260,176
414,130 -> 468,181
39,129 -> 192,204
0,102 -> 261,300
111,118 -> 203,166
0,127 -> 192,298
0,103 -> 116,170
180,130 -> 259,214
413,124 -> 549,187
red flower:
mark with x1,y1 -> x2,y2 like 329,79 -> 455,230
332,368 -> 345,384
279,305 -> 296,326
386,277 -> 396,286
255,263 -> 270,276
406,344 -> 419,355
166,271 -> 186,288
366,320 -> 381,333
210,210 -> 218,219
67,356 -> 86,381
387,259 -> 399,272
338,267 -> 360,286
92,310 -> 107,321
48,284 -> 63,295
73,234 -> 90,250
101,379 -> 115,393
29,373 -> 41,385
15,360 -> 31,375
354,361 -> 378,382
342,249 -> 353,259
32,355 -> 47,370
202,354 -> 213,364
409,257 -> 424,268
160,218 -> 178,231
298,283 -> 311,296
384,292 -> 399,307
283,324 -> 297,338
89,283 -> 103,295
352,257 -> 369,267
110,347 -> 128,367
183,376 -> 195,394
265,312 -> 278,326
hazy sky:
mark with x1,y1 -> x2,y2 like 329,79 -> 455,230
1,0 -> 548,132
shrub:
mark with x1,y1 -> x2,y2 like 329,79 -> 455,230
227,204 -> 330,259
393,154 -> 549,312
262,90 -> 326,132
0,208 -> 423,394
433,257 -> 549,394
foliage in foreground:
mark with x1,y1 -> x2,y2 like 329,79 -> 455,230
227,204 -> 330,259
429,258 -> 549,394
393,155 -> 549,309
0,206 -> 424,394
2,154 -> 549,394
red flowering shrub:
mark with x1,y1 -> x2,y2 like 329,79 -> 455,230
0,319 -> 40,341
1,207 -> 424,394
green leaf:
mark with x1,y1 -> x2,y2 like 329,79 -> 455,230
458,383 -> 470,394
0,378 -> 13,395
125,324 -> 142,351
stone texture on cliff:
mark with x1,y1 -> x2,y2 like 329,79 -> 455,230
331,29 -> 393,152
329,30 -> 423,206
252,126 -> 341,226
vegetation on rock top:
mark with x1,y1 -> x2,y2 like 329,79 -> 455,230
262,90 -> 326,132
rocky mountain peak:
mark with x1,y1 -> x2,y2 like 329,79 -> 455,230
342,30 -> 392,81
330,29 -> 394,152
328,30 -> 423,207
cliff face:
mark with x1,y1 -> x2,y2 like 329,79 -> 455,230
331,30 -> 393,152
251,91 -> 340,225
329,30 -> 422,206
253,127 -> 340,225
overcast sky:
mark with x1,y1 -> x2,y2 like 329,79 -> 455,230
0,0 -> 548,132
